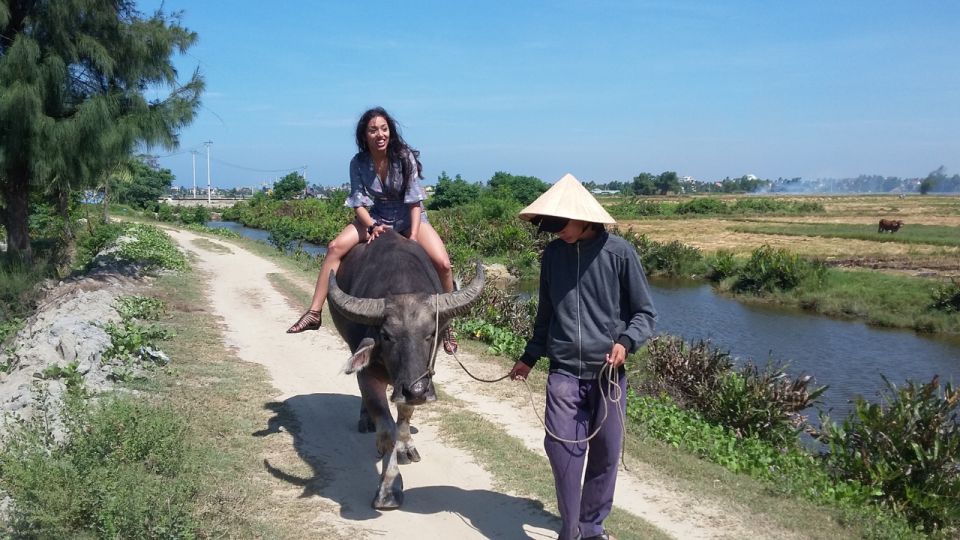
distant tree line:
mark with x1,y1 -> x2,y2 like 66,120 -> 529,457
583,172 -> 768,196
579,166 -> 960,196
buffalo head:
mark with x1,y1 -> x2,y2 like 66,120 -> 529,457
328,262 -> 484,405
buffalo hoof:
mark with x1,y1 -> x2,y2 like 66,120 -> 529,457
373,473 -> 403,510
358,410 -> 375,433
396,445 -> 421,465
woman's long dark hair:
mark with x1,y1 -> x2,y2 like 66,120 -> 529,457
355,107 -> 423,179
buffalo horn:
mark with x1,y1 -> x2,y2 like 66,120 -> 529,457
327,271 -> 386,325
438,261 -> 485,318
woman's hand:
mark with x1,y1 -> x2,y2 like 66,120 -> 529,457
367,224 -> 386,244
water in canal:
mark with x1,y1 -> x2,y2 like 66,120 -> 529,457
647,278 -> 960,420
208,221 -> 960,419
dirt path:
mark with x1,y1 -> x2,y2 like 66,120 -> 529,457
167,228 -> 792,539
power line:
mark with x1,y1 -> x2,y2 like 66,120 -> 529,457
151,147 -> 304,174
210,157 -> 306,174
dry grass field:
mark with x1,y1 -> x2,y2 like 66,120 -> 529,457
616,194 -> 960,279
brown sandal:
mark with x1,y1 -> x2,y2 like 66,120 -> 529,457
287,309 -> 322,333
442,326 -> 458,355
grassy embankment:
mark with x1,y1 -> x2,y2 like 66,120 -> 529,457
0,221 -> 329,537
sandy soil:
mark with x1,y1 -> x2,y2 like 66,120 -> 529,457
166,228 -> 798,540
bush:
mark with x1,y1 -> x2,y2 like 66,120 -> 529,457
179,205 -> 211,225
675,198 -> 730,215
267,220 -> 298,253
931,279 -> 960,313
819,377 -> 960,534
0,394 -> 198,537
707,249 -> 738,281
617,229 -> 705,277
114,224 -> 188,271
641,336 -> 825,445
608,199 -> 666,218
156,203 -> 176,222
733,244 -> 825,293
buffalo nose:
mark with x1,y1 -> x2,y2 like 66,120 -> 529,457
394,379 -> 431,405
408,379 -> 429,399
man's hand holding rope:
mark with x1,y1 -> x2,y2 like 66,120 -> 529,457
509,361 -> 531,382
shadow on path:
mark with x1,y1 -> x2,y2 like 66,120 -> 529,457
254,392 -> 560,538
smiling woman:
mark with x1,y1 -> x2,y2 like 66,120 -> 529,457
287,107 -> 459,352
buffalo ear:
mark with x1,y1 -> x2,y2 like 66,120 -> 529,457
344,337 -> 377,374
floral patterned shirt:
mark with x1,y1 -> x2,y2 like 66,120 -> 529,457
345,149 -> 428,232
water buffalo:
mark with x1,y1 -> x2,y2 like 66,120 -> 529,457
326,230 -> 484,510
878,219 -> 904,233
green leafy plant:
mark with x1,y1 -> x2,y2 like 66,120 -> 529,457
115,296 -> 166,321
930,279 -> 960,313
733,244 -> 825,293
641,336 -> 825,445
456,319 -> 527,359
38,361 -> 86,396
675,197 -> 731,215
616,229 -> 706,278
707,249 -> 739,281
114,224 -> 188,271
819,377 -> 960,534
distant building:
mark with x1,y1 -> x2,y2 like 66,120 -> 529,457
590,189 -> 620,196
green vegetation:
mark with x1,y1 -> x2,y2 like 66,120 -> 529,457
88,223 -> 188,271
103,295 -> 173,383
733,221 -> 960,248
155,203 -> 212,225
221,190 -> 353,247
0,393 -> 200,538
617,229 -> 708,278
732,244 -> 827,293
270,171 -> 308,200
640,335 -> 826,446
182,223 -> 242,240
820,378 -> 960,535
109,157 -> 176,210
931,279 -> 960,313
608,197 -> 826,219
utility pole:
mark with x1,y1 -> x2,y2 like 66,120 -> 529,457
204,141 -> 213,204
191,150 -> 198,199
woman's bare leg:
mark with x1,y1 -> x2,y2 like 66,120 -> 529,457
308,223 -> 361,311
415,222 -> 454,293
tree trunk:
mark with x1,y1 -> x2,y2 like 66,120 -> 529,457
1,164 -> 33,264
56,186 -> 76,271
102,175 -> 110,223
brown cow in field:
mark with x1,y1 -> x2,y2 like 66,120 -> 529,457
878,219 -> 904,233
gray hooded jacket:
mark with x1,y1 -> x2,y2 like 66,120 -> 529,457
519,230 -> 657,380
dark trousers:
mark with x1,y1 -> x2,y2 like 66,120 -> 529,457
543,370 -> 627,540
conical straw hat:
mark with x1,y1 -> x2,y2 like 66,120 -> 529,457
519,173 -> 616,224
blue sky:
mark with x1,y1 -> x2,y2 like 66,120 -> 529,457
140,1 -> 960,190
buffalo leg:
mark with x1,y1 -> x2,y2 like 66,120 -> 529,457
374,441 -> 404,510
358,372 -> 404,509
358,405 -> 375,433
394,403 -> 421,464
